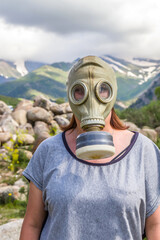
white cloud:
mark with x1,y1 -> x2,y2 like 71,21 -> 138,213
0,0 -> 159,62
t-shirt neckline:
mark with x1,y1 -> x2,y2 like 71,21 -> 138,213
62,130 -> 139,166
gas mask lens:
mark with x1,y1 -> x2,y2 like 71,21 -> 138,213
96,81 -> 113,103
70,82 -> 88,105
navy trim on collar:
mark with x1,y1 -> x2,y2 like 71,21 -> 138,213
62,131 -> 139,166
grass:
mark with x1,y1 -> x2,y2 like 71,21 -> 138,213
0,94 -> 20,108
0,200 -> 27,225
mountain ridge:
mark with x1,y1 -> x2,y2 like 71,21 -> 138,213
0,55 -> 159,107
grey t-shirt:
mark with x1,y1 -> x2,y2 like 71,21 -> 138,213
23,131 -> 160,240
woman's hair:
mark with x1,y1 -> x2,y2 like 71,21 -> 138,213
62,108 -> 128,131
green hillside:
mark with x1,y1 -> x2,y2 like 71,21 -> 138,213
0,65 -> 68,100
0,95 -> 20,108
116,73 -> 153,101
0,62 -> 155,105
51,62 -> 73,71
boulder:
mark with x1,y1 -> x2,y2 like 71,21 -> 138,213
0,186 -> 16,204
12,109 -> 27,126
0,101 -> 11,115
14,99 -> 33,111
54,116 -> 70,129
0,132 -> 11,143
0,179 -> 28,203
142,126 -> 151,129
0,219 -> 23,240
34,121 -> 50,139
33,96 -> 51,111
123,121 -> 140,132
0,113 -> 19,133
50,120 -> 61,131
27,107 -> 53,124
50,102 -> 72,115
17,134 -> 35,145
140,128 -> 158,142
14,178 -> 27,188
61,113 -> 73,121
19,123 -> 34,136
3,140 -> 14,149
50,102 -> 65,115
61,102 -> 72,113
0,149 -> 8,167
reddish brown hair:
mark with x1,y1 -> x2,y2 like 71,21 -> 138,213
63,108 -> 128,131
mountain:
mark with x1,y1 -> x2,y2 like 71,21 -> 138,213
0,65 -> 67,101
0,60 -> 21,84
130,73 -> 160,108
51,62 -> 73,72
0,56 -> 159,106
0,59 -> 47,84
100,55 -> 160,104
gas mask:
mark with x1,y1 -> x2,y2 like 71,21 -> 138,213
67,56 -> 117,160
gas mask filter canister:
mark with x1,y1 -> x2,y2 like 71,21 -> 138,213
67,56 -> 117,160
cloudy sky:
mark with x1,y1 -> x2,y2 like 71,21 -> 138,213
0,0 -> 159,63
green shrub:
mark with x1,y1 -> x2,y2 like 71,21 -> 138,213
155,86 -> 160,100
117,100 -> 160,129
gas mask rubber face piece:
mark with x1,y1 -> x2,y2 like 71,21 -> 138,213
67,56 -> 117,160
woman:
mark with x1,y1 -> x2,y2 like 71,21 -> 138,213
20,56 -> 160,240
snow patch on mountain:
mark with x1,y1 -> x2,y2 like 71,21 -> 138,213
124,58 -> 159,67
110,64 -> 125,74
14,60 -> 28,76
102,56 -> 160,86
102,56 -> 130,71
127,71 -> 137,78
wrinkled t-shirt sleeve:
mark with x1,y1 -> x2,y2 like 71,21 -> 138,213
22,140 -> 47,191
145,142 -> 160,218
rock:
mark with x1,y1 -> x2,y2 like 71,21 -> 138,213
0,132 -> 11,143
14,99 -> 33,111
33,96 -> 51,111
61,113 -> 73,121
50,102 -> 72,115
142,126 -> 151,129
12,109 -> 27,126
54,116 -> 70,129
0,101 -> 11,115
0,179 -> 28,203
123,121 -> 140,132
61,102 -> 72,113
0,149 -> 8,167
17,134 -> 35,145
19,123 -> 34,136
27,107 -> 53,124
48,120 -> 61,136
0,186 -> 16,204
50,120 -> 61,131
155,126 -> 160,137
0,149 -> 8,155
34,121 -> 50,138
140,128 -> 158,142
0,113 -> 19,133
0,219 -> 23,240
50,102 -> 65,115
4,140 -> 14,149
14,178 -> 27,188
